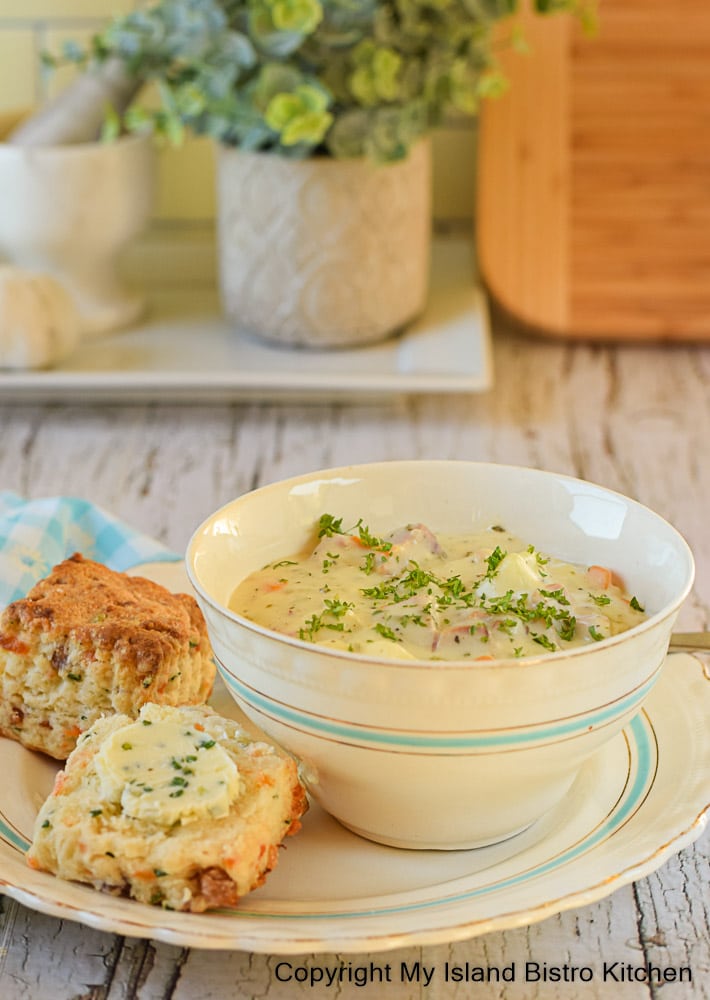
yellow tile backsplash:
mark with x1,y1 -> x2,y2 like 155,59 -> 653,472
0,1 -> 134,17
0,30 -> 37,112
0,3 -> 476,225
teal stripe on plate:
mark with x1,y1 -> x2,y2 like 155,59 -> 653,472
0,817 -> 30,853
231,710 -> 654,920
0,717 -> 653,922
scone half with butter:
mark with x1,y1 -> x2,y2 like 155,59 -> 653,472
0,553 -> 216,759
27,703 -> 308,912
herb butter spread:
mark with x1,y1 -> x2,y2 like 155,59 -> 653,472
230,515 -> 647,660
93,703 -> 241,825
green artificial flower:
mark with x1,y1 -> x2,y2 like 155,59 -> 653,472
268,0 -> 323,34
265,83 -> 333,146
349,41 -> 402,107
49,0 -> 588,161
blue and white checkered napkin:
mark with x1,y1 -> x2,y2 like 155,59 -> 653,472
0,492 -> 180,607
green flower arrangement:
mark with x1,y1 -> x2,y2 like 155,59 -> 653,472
57,0 -> 589,162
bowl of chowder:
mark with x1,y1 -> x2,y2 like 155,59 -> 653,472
187,461 -> 694,850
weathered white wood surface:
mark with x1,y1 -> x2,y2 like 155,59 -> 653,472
0,318 -> 708,1000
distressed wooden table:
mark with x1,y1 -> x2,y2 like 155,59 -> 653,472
0,314 -> 708,1000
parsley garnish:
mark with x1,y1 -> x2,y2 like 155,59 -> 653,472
539,588 -> 570,605
485,546 -> 507,577
374,623 -> 398,641
323,598 -> 354,619
630,595 -> 645,612
317,514 -> 345,538
589,593 -> 611,606
557,616 -> 577,642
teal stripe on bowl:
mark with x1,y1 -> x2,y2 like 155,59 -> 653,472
218,666 -> 658,749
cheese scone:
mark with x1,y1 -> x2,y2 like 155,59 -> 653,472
27,703 -> 308,912
0,553 -> 215,759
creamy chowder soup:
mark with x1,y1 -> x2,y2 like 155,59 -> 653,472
229,515 -> 647,660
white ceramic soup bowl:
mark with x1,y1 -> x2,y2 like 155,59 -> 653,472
186,461 -> 694,850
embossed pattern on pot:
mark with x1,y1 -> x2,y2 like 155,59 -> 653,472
216,139 -> 432,349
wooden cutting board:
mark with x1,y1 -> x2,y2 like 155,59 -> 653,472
476,0 -> 710,341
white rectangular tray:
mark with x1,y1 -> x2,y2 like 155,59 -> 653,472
0,236 -> 492,404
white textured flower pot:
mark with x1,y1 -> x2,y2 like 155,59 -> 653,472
216,139 -> 432,348
0,120 -> 155,338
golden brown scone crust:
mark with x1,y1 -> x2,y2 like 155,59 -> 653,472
27,704 -> 308,912
0,553 -> 215,759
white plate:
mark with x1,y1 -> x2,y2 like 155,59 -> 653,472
0,237 -> 492,404
0,562 -> 708,953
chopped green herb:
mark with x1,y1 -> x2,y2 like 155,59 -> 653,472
532,632 -> 557,651
539,588 -> 570,605
355,520 -> 392,552
317,514 -> 345,538
590,593 -> 611,606
374,622 -> 398,641
121,742 -> 133,750
361,551 -> 376,575
485,546 -> 507,577
630,595 -> 645,612
557,616 -> 577,642
589,625 -> 605,641
323,597 -> 354,619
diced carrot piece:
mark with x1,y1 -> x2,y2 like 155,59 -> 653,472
0,635 -> 29,654
588,565 -> 612,589
264,580 -> 286,592
474,655 -> 495,661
